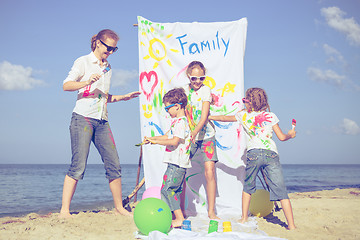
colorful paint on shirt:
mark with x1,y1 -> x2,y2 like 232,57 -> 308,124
235,110 -> 279,153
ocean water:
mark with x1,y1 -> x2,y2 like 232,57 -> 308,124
0,164 -> 359,217
0,164 -> 145,217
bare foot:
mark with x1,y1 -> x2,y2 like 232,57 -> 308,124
237,217 -> 247,224
172,218 -> 184,228
286,225 -> 297,230
58,211 -> 74,219
114,207 -> 133,217
208,212 -> 220,220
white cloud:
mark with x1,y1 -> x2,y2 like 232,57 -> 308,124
111,69 -> 138,87
0,61 -> 45,90
339,118 -> 360,135
321,6 -> 360,46
307,67 -> 346,87
322,44 -> 346,65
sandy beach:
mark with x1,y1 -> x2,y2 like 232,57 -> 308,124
1,188 -> 359,240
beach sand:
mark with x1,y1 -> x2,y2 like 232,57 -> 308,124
1,188 -> 359,240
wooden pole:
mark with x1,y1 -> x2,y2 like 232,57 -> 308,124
122,177 -> 145,210
133,146 -> 143,202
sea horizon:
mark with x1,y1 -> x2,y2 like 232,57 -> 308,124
0,163 -> 359,218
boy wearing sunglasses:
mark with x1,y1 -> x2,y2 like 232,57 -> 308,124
143,88 -> 191,228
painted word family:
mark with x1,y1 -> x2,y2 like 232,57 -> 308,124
176,31 -> 230,57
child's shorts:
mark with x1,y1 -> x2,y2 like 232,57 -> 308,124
243,149 -> 289,201
190,136 -> 218,162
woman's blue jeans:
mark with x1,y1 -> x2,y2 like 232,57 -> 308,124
67,112 -> 121,180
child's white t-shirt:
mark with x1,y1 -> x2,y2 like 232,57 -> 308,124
235,110 -> 279,153
163,116 -> 192,168
183,84 -> 216,141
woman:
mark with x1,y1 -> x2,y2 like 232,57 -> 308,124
59,29 -> 140,218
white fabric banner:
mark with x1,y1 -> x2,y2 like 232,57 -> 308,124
137,16 -> 248,216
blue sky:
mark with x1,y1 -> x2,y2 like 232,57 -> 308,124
0,0 -> 359,165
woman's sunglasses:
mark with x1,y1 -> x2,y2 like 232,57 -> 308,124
100,40 -> 118,53
164,103 -> 182,112
189,76 -> 206,82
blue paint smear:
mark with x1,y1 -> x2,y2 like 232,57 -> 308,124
213,121 -> 233,129
149,122 -> 164,135
216,139 -> 232,151
158,208 -> 163,212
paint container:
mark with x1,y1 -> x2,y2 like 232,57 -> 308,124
208,220 -> 218,233
181,220 -> 191,231
223,221 -> 232,232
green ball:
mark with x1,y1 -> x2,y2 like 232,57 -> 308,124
134,197 -> 172,235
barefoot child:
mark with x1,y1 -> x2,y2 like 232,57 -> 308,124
144,88 -> 191,227
209,87 -> 296,230
183,61 -> 219,220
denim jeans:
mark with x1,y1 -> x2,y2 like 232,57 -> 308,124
161,164 -> 186,211
67,112 -> 121,180
244,149 -> 289,201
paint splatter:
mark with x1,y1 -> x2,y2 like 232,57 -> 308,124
212,121 -> 233,129
107,126 -> 116,149
211,93 -> 224,107
162,175 -> 167,188
139,71 -> 159,101
215,139 -> 231,151
142,104 -> 153,118
253,112 -> 271,127
82,85 -> 94,97
204,141 -> 215,159
149,122 -> 164,135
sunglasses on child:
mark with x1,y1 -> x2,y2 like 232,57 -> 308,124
100,40 -> 118,53
242,98 -> 251,103
164,103 -> 182,112
189,76 -> 206,82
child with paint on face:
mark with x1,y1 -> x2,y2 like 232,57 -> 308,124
143,88 -> 191,228
183,61 -> 219,220
209,87 -> 296,230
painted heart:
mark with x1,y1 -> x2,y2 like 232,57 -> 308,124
140,71 -> 158,101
